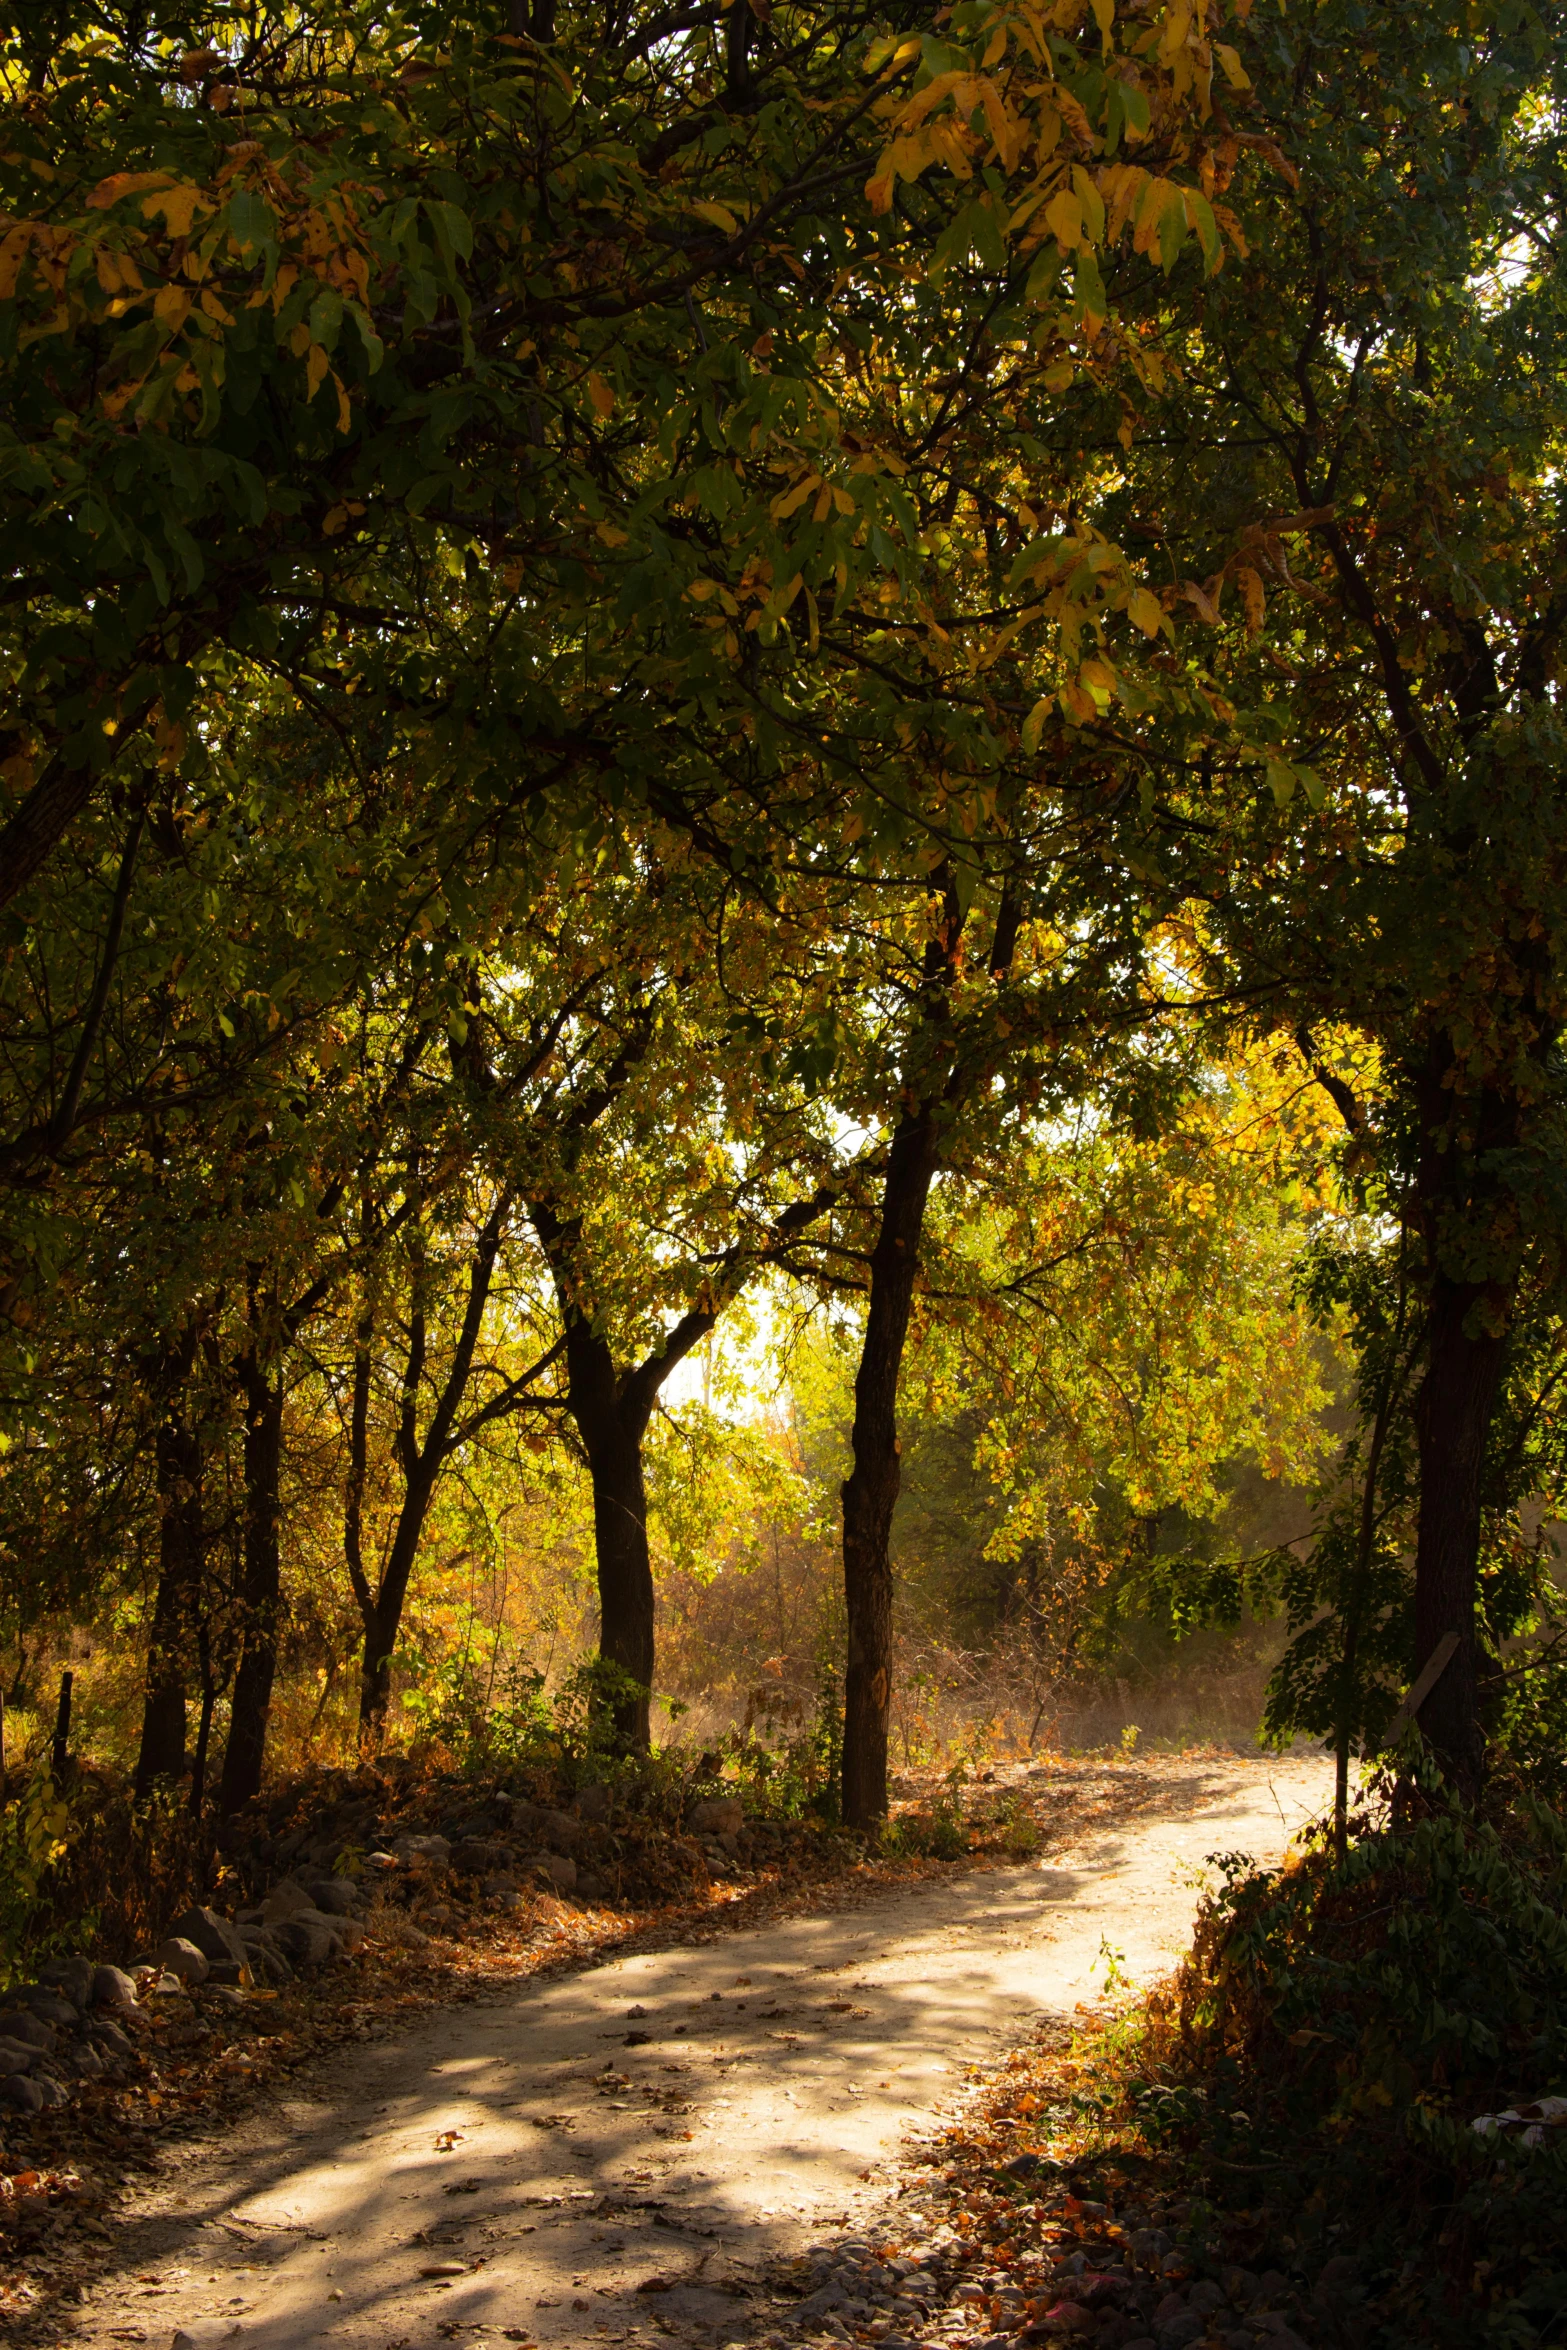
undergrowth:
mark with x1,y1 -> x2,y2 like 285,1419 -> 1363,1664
1049,1763 -> 1567,2347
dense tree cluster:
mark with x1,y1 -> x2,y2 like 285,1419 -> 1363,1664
3,0 -> 1566,1830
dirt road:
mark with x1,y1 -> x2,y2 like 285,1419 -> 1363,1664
69,1752 -> 1333,2350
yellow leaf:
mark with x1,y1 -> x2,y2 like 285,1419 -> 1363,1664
141,184 -> 207,237
865,172 -> 895,215
153,285 -> 191,335
306,342 -> 329,397
334,371 -> 351,433
1127,587 -> 1164,637
1021,698 -> 1051,755
1214,43 -> 1251,87
596,521 -> 629,547
0,224 -> 32,300
1071,165 -> 1107,246
1237,564 -> 1265,635
323,503 -> 349,535
1090,0 -> 1115,51
87,170 -> 172,210
1045,188 -> 1084,250
689,200 -> 740,234
770,473 -> 821,521
587,370 -> 615,416
687,578 -> 717,601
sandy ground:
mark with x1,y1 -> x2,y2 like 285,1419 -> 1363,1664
66,1752 -> 1334,2350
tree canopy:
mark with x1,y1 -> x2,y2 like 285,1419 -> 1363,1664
4,0 -> 1567,1830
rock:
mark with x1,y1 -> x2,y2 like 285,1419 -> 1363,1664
20,1991 -> 78,2027
260,1878 -> 315,1922
539,1810 -> 580,1852
31,2074 -> 68,2107
38,1956 -> 96,2008
452,1838 -> 514,1877
244,1939 -> 295,1987
0,2074 -> 43,2111
575,1784 -> 612,1822
0,2040 -> 35,2075
1187,2282 -> 1226,2318
391,1833 -> 451,1866
168,1905 -> 250,1967
300,1877 -> 359,1916
365,1850 -> 399,1872
0,2010 -> 55,2050
204,1959 -> 247,1987
93,1964 -> 139,2009
578,1871 -> 609,1900
1041,2302 -> 1097,2337
155,1936 -> 211,1984
92,2018 -> 135,2056
271,1912 -> 343,1969
69,2042 -> 106,2078
793,2287 -> 851,2320
235,1924 -> 287,1981
482,1870 -> 519,1896
533,1853 -> 577,1892
687,1795 -> 744,1837
1155,2317 -> 1205,2350
170,2320 -> 245,2348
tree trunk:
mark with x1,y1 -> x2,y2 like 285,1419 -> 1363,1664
135,1382 -> 204,1795
1410,1269 -> 1509,1795
840,1107 -> 940,1830
560,1320 -> 657,1748
218,1355 -> 284,1813
357,1466 -> 439,1737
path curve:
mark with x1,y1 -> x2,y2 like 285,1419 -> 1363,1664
68,1752 -> 1333,2350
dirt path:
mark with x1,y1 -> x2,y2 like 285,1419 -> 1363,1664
68,1753 -> 1333,2350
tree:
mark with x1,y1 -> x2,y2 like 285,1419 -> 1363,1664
1122,0 -> 1567,1788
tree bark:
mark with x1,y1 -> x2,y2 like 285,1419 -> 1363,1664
135,1359 -> 204,1794
355,1194 -> 513,1739
218,1351 -> 284,1813
0,754 -> 94,920
1410,1269 -> 1509,1795
533,1205 -> 719,1751
356,1466 -> 441,1733
560,1319 -> 659,1747
839,1106 -> 940,1829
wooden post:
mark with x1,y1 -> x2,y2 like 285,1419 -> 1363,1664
51,1669 -> 73,1785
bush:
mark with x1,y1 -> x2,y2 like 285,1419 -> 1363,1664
1109,1770 -> 1567,2345
0,1774 -> 70,1989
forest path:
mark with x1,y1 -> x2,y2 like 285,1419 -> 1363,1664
69,1752 -> 1333,2350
